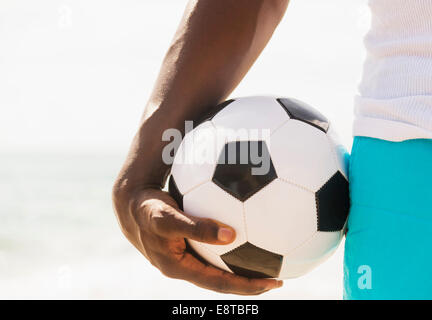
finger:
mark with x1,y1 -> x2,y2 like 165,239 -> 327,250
175,252 -> 283,295
150,206 -> 236,245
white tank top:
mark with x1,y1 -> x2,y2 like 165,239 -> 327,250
353,0 -> 432,141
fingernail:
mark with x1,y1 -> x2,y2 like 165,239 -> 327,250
267,280 -> 283,290
218,228 -> 234,242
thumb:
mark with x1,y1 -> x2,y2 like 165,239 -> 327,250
151,206 -> 236,245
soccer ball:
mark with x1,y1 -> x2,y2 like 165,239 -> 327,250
168,96 -> 349,279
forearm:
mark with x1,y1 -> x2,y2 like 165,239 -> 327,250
114,0 -> 289,196
112,0 -> 288,293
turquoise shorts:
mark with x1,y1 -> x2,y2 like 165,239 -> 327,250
344,137 -> 432,299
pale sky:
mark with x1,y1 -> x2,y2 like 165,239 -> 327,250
0,0 -> 370,154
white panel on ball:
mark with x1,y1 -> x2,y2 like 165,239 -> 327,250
211,96 -> 290,142
286,230 -> 342,261
327,127 -> 349,180
187,241 -> 232,273
183,182 -> 247,255
279,258 -> 324,279
269,120 -> 338,192
243,179 -> 317,255
279,232 -> 342,278
171,121 -> 227,195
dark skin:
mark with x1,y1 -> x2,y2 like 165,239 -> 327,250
112,0 -> 290,295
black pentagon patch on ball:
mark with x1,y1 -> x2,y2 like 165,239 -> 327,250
277,97 -> 329,133
212,141 -> 277,202
315,171 -> 350,232
196,99 -> 236,126
221,242 -> 283,278
168,176 -> 184,211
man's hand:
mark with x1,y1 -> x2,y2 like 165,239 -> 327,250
112,187 -> 283,295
